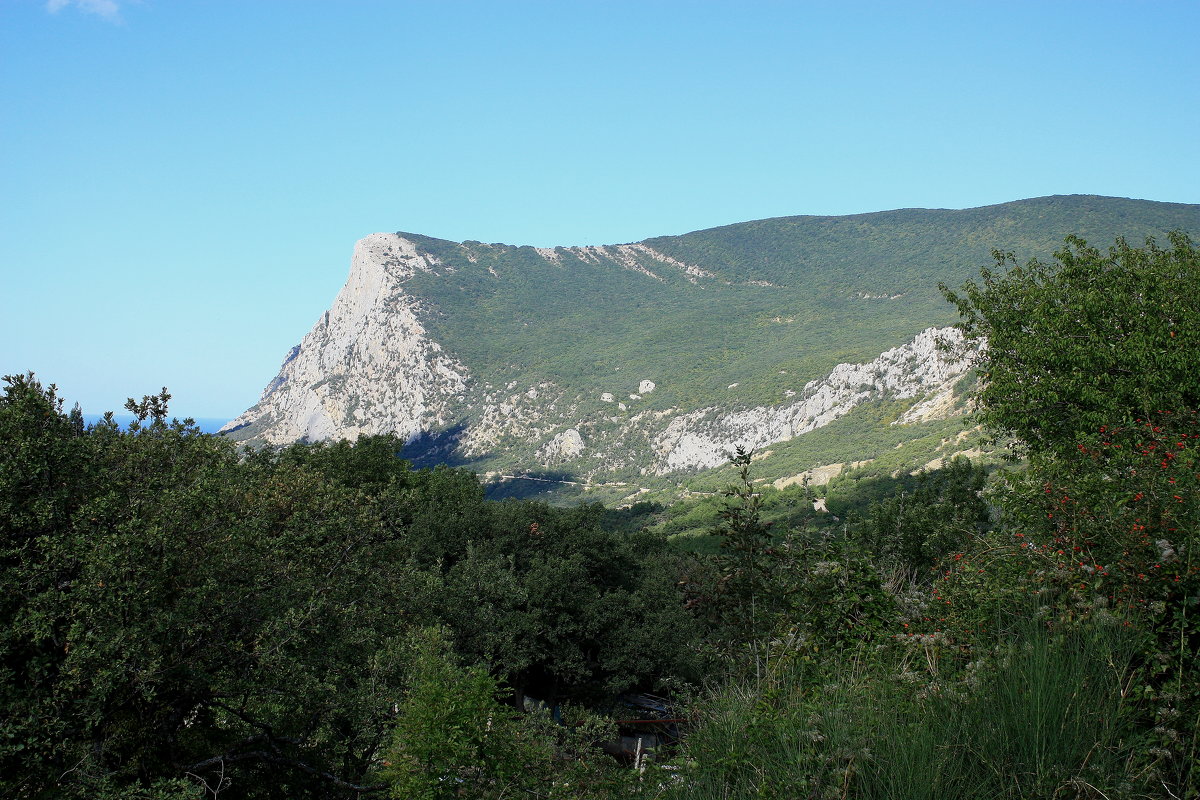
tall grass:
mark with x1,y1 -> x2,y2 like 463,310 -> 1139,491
952,616 -> 1141,799
664,613 -> 1144,800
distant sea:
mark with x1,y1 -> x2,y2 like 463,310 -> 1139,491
82,413 -> 229,434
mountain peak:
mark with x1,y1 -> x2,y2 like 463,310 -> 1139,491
224,197 -> 1199,497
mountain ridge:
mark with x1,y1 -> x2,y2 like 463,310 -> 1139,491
222,195 -> 1200,497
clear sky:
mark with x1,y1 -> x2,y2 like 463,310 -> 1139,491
2,0 -> 1198,420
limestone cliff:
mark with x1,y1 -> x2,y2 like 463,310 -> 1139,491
218,237 -> 980,475
224,197 -> 1195,486
220,234 -> 469,444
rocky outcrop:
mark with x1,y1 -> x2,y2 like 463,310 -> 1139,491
538,428 -> 585,464
220,234 -> 469,444
648,328 -> 975,472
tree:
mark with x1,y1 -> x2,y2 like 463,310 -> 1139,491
424,497 -> 701,705
1,377 -> 424,797
941,235 -> 1200,793
689,449 -> 896,652
939,233 -> 1200,595
3,374 -> 704,796
709,447 -> 778,641
380,627 -> 555,800
940,232 -> 1200,459
855,456 -> 991,579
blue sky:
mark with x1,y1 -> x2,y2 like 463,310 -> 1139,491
2,0 -> 1198,420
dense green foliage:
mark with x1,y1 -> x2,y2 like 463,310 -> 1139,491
380,627 -> 554,800
942,231 -> 1200,456
851,456 -> 990,577
0,377 -> 694,798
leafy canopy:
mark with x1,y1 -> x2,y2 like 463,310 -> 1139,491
0,375 -> 696,798
941,231 -> 1200,457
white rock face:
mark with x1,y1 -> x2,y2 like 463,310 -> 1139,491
773,463 -> 845,490
600,392 -> 615,403
220,233 -> 468,444
649,327 -> 975,473
639,380 -> 656,394
538,427 -> 585,463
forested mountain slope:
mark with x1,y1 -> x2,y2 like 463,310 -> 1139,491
222,195 -> 1199,489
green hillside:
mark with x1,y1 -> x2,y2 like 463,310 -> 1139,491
374,196 -> 1200,487
404,195 -> 1199,414
224,195 -> 1199,494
